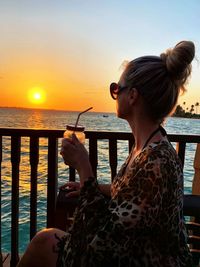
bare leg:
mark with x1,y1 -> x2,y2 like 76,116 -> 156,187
17,228 -> 66,267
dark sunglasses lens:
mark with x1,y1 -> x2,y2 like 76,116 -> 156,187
110,83 -> 118,99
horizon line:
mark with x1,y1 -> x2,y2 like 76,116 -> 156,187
0,106 -> 115,114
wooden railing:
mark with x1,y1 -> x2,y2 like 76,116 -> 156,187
0,128 -> 200,266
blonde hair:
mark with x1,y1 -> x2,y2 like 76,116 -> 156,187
123,41 -> 195,123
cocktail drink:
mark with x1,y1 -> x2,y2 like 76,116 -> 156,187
63,107 -> 93,143
64,124 -> 85,143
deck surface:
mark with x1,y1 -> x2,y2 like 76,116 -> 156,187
2,253 -> 22,267
2,253 -> 10,267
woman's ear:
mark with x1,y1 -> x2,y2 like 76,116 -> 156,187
128,88 -> 139,105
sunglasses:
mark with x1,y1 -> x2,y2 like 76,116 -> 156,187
110,82 -> 129,100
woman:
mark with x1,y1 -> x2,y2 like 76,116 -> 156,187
17,40 -> 195,267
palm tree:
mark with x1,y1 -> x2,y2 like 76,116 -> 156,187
183,101 -> 186,112
195,102 -> 199,114
190,105 -> 194,114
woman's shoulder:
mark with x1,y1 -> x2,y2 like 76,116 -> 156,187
148,139 -> 177,156
139,139 -> 182,168
132,139 -> 183,185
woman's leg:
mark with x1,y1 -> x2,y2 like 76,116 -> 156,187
17,228 -> 66,267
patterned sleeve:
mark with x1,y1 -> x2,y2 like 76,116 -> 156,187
66,145 -> 180,265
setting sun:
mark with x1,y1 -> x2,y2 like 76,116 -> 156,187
28,87 -> 46,105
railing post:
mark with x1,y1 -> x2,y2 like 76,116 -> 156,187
109,139 -> 117,181
193,143 -> 200,195
128,138 -> 134,153
47,137 -> 58,228
69,167 -> 76,181
29,137 -> 39,240
10,136 -> 21,267
89,138 -> 98,177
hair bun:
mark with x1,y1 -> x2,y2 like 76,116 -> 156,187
160,41 -> 195,87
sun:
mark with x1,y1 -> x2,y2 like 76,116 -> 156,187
28,87 -> 46,104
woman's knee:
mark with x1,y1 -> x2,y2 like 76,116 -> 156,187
17,228 -> 65,267
31,228 -> 65,248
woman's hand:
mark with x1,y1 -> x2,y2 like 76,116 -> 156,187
60,134 -> 94,187
59,181 -> 80,198
60,134 -> 88,170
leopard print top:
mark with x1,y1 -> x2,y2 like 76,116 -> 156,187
57,139 -> 193,267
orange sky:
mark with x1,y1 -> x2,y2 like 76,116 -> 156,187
0,58 -> 117,112
0,1 -> 199,112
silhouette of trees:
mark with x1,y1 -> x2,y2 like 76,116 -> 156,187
174,105 -> 185,116
173,102 -> 200,118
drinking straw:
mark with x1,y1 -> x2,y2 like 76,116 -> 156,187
74,107 -> 93,132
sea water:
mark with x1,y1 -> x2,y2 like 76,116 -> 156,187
0,107 -> 200,253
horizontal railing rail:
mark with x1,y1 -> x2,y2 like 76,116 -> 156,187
0,128 -> 200,266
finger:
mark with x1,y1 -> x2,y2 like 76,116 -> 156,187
64,160 -> 69,166
60,148 -> 66,156
60,147 -> 68,157
60,157 -> 69,165
62,138 -> 72,147
71,133 -> 80,144
59,184 -> 70,190
59,182 -> 78,190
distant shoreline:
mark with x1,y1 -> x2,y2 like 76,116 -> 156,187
173,114 -> 200,119
0,106 -> 114,114
173,104 -> 200,119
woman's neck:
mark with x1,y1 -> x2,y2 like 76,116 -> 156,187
128,119 -> 163,154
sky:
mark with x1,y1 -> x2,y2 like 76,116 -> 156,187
0,0 -> 200,112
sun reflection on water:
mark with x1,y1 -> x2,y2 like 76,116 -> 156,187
27,110 -> 45,129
